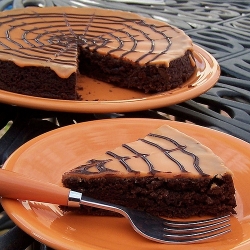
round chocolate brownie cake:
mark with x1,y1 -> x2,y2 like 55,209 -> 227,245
0,7 -> 196,100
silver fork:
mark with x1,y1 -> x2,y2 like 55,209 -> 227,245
69,191 -> 231,244
0,169 -> 231,244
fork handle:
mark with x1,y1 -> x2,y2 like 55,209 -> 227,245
0,169 -> 70,206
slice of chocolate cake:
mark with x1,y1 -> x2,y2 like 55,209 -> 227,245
0,7 -> 196,100
62,125 -> 236,218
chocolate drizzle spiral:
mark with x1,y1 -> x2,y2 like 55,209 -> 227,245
71,159 -> 117,175
122,143 -> 160,175
106,151 -> 139,174
1,12 -> 171,63
0,7 -> 194,78
139,138 -> 189,174
71,129 -> 211,177
147,133 -> 209,176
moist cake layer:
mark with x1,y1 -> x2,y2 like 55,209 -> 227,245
62,125 -> 236,218
0,7 -> 196,99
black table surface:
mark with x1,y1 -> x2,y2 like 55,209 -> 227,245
0,0 -> 250,249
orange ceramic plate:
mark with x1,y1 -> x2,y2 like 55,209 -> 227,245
0,45 -> 219,113
2,118 -> 248,250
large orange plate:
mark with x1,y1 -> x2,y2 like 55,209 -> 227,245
1,118 -> 249,249
0,45 -> 219,113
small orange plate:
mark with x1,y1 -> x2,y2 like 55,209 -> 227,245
2,118 -> 249,250
0,45 -> 220,113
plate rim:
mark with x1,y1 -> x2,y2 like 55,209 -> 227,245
0,44 -> 220,113
1,118 -> 250,250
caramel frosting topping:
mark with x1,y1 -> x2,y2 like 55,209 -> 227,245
0,7 -> 194,78
65,125 -> 230,179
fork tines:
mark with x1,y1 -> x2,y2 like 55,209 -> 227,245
163,214 -> 231,243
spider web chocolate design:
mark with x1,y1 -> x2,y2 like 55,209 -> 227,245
0,7 -> 196,100
0,8 -> 189,69
70,132 -> 209,176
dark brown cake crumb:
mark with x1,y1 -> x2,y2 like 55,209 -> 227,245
61,174 -> 236,218
0,60 -> 78,100
78,49 -> 195,94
